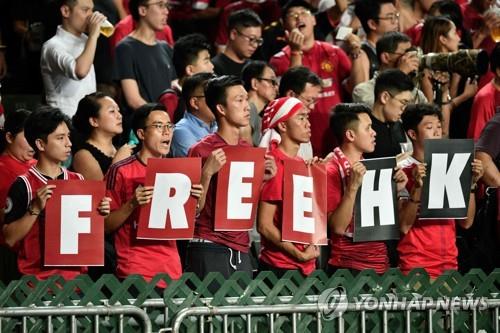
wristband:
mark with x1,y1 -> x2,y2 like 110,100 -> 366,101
291,50 -> 303,56
470,183 -> 478,193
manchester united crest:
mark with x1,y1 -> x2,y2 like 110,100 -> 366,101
321,61 -> 334,73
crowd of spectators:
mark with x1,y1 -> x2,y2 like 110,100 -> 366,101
0,0 -> 499,284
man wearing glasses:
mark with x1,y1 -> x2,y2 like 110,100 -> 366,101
352,31 -> 425,108
270,0 -> 363,157
211,9 -> 263,77
214,0 -> 281,53
353,0 -> 400,83
364,69 -> 414,160
114,0 -> 176,141
105,103 -> 203,287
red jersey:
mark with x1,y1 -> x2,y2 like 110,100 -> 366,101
105,155 -> 182,284
215,0 -> 281,46
169,0 -> 230,21
325,151 -> 388,274
109,15 -> 174,52
398,160 -> 458,278
270,42 -> 352,156
5,166 -> 86,280
461,3 -> 496,54
0,154 -> 36,212
259,148 -> 316,275
405,22 -> 423,47
187,133 -> 251,252
467,81 -> 500,140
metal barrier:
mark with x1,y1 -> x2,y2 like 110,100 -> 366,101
0,269 -> 499,332
0,305 -> 152,333
171,299 -> 500,333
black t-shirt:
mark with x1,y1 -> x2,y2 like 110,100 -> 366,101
211,53 -> 247,77
361,41 -> 379,80
255,21 -> 286,62
364,114 -> 406,159
114,36 -> 175,111
476,112 -> 500,169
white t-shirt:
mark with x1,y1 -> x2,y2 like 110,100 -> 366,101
41,25 -> 96,117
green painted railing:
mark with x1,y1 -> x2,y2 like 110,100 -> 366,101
0,269 -> 498,332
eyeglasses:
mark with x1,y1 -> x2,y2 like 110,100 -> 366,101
286,9 -> 312,20
377,12 -> 400,24
144,122 -> 175,132
235,30 -> 264,46
298,95 -> 318,108
257,77 -> 278,86
388,51 -> 405,57
145,1 -> 170,9
387,91 -> 410,109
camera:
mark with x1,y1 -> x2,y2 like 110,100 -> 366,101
419,49 -> 490,78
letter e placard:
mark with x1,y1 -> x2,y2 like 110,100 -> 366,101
214,147 -> 266,231
282,160 -> 327,245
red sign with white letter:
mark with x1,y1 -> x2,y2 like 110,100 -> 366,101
137,158 -> 201,240
214,147 -> 266,231
282,161 -> 328,245
45,180 -> 105,266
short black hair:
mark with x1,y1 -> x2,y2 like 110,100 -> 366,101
58,0 -> 78,8
132,103 -> 168,139
282,0 -> 315,20
354,0 -> 396,34
205,75 -> 244,118
376,31 -> 412,61
24,106 -> 72,154
491,42 -> 500,73
0,109 -> 31,153
72,92 -> 109,140
330,103 -> 372,144
227,9 -> 263,33
374,69 -> 415,99
182,72 -> 215,112
429,0 -> 464,32
128,0 -> 149,22
241,60 -> 269,91
401,103 -> 443,134
279,66 -> 321,97
173,34 -> 212,79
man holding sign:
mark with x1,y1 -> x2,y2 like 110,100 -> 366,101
326,104 -> 407,275
3,107 -> 110,280
398,104 -> 483,278
105,103 -> 203,285
187,76 -> 276,279
257,97 -> 321,277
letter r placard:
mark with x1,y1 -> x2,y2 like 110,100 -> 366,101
45,180 -> 105,266
214,147 -> 266,231
137,158 -> 201,240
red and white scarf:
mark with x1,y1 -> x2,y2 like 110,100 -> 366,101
259,97 -> 303,151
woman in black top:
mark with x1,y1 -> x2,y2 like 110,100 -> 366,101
72,92 -> 134,280
72,92 -> 134,179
